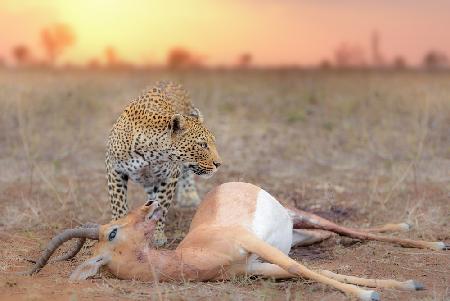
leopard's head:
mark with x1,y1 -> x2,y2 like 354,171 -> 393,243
168,113 -> 221,178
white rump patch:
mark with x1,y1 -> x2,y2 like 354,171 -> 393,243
251,189 -> 293,255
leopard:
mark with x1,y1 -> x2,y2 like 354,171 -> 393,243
106,81 -> 221,246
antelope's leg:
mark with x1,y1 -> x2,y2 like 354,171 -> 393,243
237,228 -> 380,301
247,262 -> 293,278
292,229 -> 333,247
244,263 -> 423,291
318,270 -> 423,291
286,206 -> 448,251
223,262 -> 293,279
361,223 -> 411,233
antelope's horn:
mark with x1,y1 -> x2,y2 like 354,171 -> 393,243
24,223 -> 99,275
51,223 -> 100,262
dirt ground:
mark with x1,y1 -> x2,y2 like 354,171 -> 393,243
0,69 -> 449,300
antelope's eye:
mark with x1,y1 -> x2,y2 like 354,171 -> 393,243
108,228 -> 117,241
199,142 -> 208,149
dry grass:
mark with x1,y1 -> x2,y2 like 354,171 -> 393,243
0,69 -> 449,300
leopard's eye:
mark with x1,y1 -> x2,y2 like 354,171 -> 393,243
199,142 -> 208,149
108,228 -> 118,241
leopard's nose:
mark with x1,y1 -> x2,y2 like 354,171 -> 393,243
213,161 -> 221,168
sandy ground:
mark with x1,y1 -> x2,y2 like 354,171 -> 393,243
0,69 -> 449,300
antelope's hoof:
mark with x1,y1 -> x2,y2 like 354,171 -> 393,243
359,290 -> 380,301
431,241 -> 450,251
398,223 -> 412,231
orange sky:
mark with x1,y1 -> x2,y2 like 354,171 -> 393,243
1,0 -> 450,66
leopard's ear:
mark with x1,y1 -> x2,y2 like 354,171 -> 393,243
170,114 -> 187,136
190,108 -> 204,123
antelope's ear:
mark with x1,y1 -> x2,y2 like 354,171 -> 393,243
70,254 -> 110,281
169,114 -> 187,136
190,108 -> 204,123
149,206 -> 163,221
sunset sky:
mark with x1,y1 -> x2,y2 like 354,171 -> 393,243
1,0 -> 450,66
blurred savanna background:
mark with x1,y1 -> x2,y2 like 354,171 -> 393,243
0,1 -> 449,300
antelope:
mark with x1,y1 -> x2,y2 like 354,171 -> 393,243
26,182 -> 448,301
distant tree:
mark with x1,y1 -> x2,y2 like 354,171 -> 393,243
87,58 -> 100,69
41,23 -> 75,65
423,50 -> 448,70
105,47 -> 118,66
167,47 -> 203,69
237,53 -> 252,68
167,48 -> 191,69
319,59 -> 332,70
12,45 -> 32,66
392,56 -> 407,70
334,43 -> 366,68
103,47 -> 134,69
370,30 -> 385,68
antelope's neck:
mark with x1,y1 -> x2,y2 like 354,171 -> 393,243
107,248 -> 201,281
145,249 -> 220,281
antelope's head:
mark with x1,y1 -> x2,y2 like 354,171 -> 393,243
25,200 -> 163,280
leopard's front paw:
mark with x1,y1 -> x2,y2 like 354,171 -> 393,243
153,230 -> 168,247
177,190 -> 201,208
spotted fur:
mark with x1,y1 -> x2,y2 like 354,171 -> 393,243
106,81 -> 221,245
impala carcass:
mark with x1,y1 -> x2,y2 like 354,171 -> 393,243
26,182 -> 449,301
